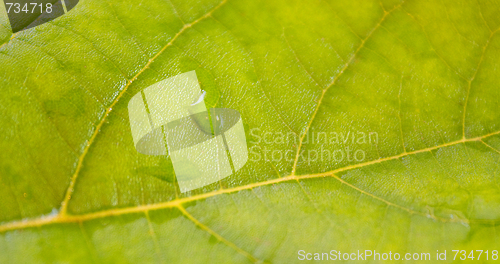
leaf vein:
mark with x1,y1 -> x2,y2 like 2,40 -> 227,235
291,3 -> 403,175
2,130 -> 500,233
177,204 -> 262,263
58,0 -> 229,216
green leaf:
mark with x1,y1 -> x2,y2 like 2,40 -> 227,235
1,0 -> 500,263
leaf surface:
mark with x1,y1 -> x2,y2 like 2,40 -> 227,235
1,0 -> 500,263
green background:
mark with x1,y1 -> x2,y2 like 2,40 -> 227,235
0,0 -> 500,263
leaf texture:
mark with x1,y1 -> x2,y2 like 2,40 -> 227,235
1,0 -> 500,263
